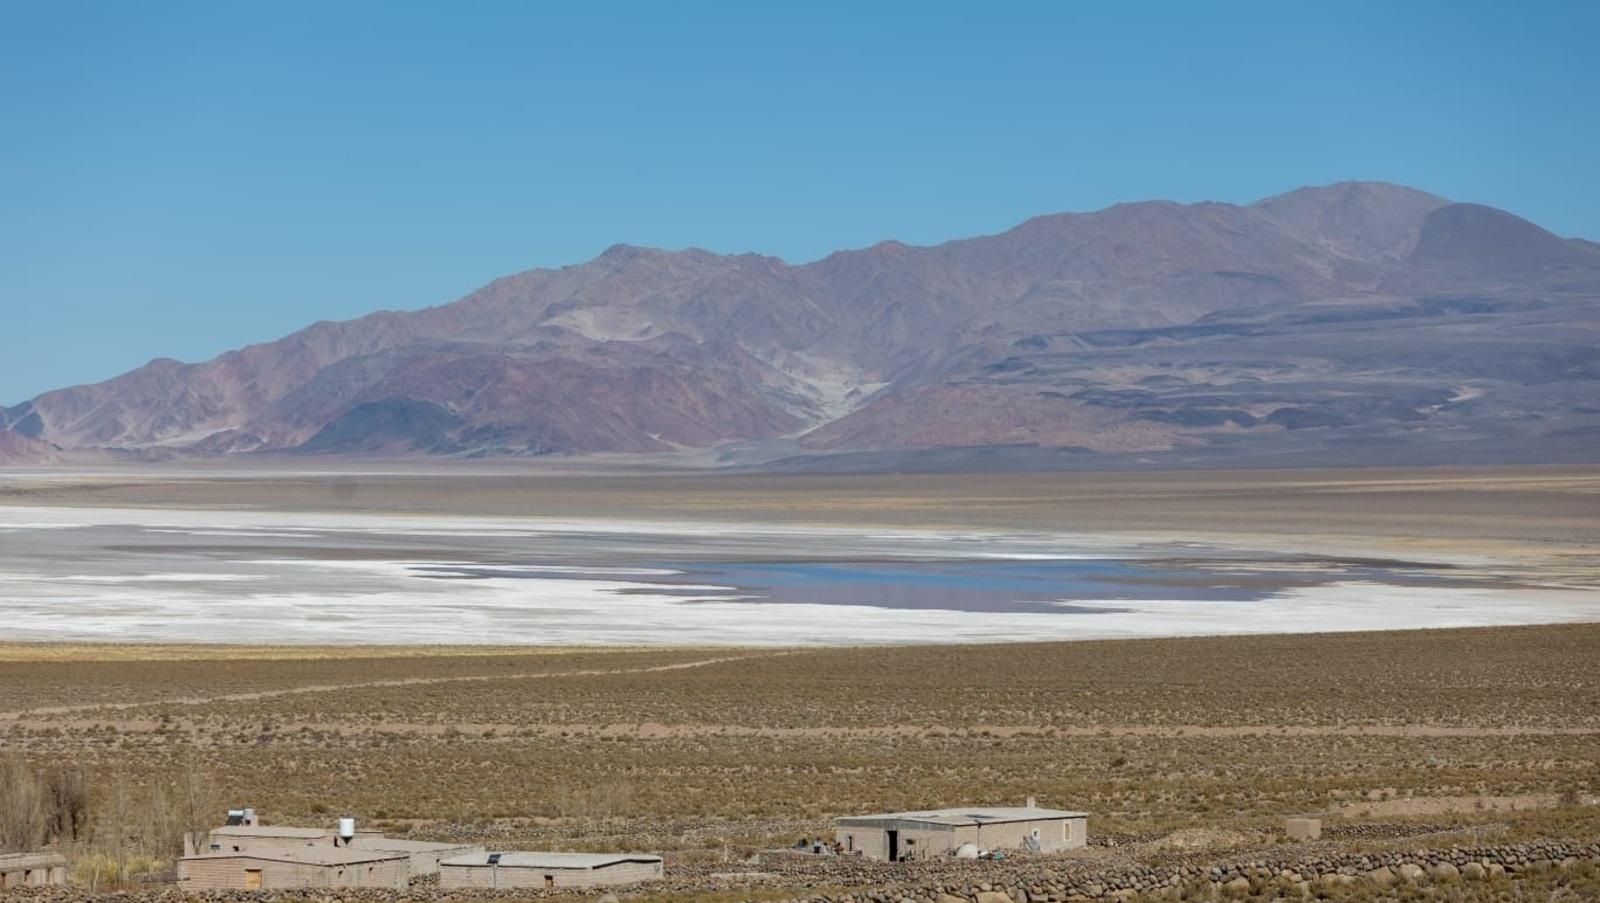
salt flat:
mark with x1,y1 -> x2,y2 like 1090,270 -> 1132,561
1,502 -> 1596,645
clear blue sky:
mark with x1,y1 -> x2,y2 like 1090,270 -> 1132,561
3,1 -> 1597,402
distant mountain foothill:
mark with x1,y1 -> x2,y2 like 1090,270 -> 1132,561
5,182 -> 1599,470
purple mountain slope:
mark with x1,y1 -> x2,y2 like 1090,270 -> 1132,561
6,182 -> 1599,467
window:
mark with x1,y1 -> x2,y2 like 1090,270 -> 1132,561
846,835 -> 853,852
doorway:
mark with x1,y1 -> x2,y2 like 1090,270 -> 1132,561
544,875 -> 555,890
886,830 -> 899,862
244,869 -> 262,891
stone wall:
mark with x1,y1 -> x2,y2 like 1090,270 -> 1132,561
757,839 -> 1600,903
0,839 -> 1596,903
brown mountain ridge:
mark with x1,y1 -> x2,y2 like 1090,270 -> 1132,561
5,181 -> 1599,469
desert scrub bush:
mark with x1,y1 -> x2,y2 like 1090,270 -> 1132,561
70,850 -> 165,892
5,625 -> 1597,853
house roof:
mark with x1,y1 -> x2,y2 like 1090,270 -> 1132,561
210,824 -> 329,839
440,852 -> 662,870
182,847 -> 406,866
351,837 -> 480,854
836,805 -> 1089,827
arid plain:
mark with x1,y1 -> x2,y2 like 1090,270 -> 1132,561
2,464 -> 1598,901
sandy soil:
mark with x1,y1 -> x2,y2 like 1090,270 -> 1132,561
8,717 -> 1595,740
4,465 -> 1597,574
3,463 -> 1598,544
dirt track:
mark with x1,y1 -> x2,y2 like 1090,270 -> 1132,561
0,650 -> 788,720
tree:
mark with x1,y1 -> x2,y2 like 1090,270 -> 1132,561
174,749 -> 220,860
0,757 -> 48,852
46,768 -> 90,843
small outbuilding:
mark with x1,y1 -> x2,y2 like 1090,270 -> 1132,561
178,847 -> 410,890
835,798 -> 1088,861
439,852 -> 664,890
0,853 -> 68,889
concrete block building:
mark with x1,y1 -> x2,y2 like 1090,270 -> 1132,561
177,848 -> 410,891
194,824 -> 332,856
187,808 -> 477,882
0,853 -> 68,889
835,799 -> 1088,861
439,852 -> 664,890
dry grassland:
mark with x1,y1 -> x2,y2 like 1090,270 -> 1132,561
3,624 -> 1596,855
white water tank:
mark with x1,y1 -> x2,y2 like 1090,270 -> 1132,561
338,817 -> 356,842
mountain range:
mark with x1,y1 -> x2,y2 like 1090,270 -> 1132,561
5,181 -> 1599,470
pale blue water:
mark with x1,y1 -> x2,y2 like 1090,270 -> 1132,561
422,556 -> 1471,613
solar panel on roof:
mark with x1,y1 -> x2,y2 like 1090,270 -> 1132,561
487,854 -> 502,865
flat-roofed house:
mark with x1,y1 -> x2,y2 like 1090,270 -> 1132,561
439,852 -> 664,890
178,847 -> 410,890
348,837 -> 485,877
0,853 -> 68,888
835,798 -> 1088,861
191,824 -> 331,857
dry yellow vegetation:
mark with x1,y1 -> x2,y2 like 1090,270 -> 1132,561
3,624 -> 1596,855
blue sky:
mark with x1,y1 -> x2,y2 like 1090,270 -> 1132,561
3,1 -> 1597,401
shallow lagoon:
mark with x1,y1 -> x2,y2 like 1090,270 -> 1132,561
419,556 -> 1479,613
